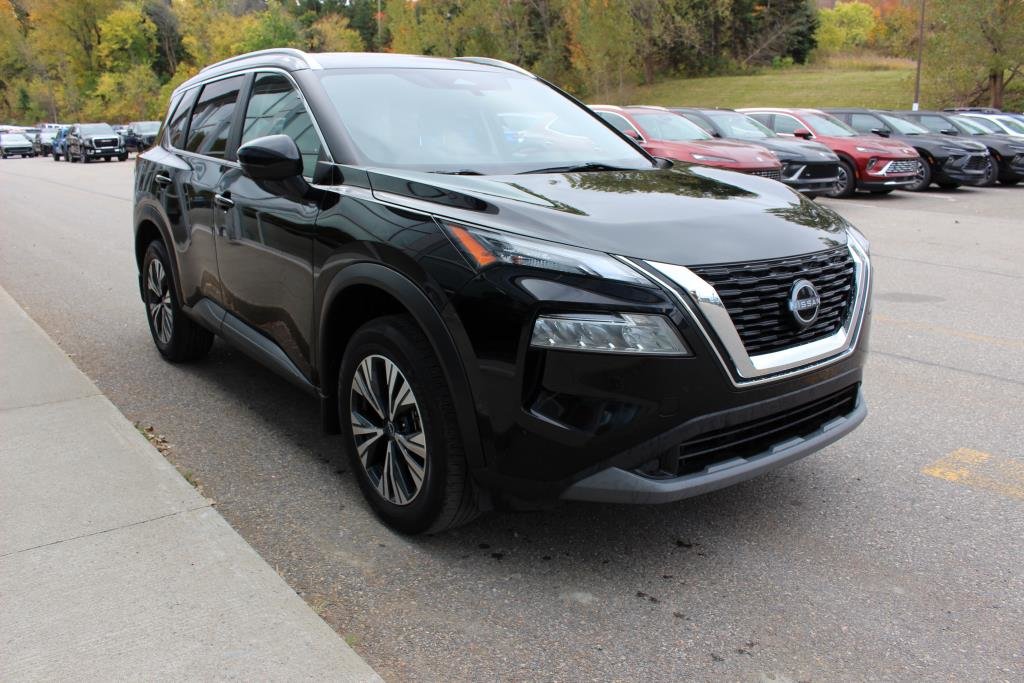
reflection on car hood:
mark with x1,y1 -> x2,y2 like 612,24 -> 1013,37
366,167 -> 848,266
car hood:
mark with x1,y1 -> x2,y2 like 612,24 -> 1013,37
839,135 -> 918,156
734,137 -> 838,162
364,166 -> 848,266
892,133 -> 986,153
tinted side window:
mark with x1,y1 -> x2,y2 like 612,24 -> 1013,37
167,88 -> 199,149
597,112 -> 639,136
186,75 -> 244,159
773,115 -> 802,134
850,113 -> 881,133
241,73 -> 322,178
919,115 -> 949,132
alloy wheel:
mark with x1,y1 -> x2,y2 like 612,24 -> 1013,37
146,258 -> 173,345
349,354 -> 427,506
835,165 -> 850,194
910,161 -> 928,190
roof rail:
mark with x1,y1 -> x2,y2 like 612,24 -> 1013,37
452,56 -> 535,78
200,48 -> 322,73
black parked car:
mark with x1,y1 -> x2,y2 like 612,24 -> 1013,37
0,132 -> 35,158
33,129 -> 58,156
66,122 -> 128,163
671,107 -> 840,197
896,110 -> 1024,186
124,121 -> 162,153
825,108 -> 989,191
135,49 -> 872,533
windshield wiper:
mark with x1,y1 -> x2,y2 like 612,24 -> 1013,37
430,169 -> 484,176
517,162 -> 636,175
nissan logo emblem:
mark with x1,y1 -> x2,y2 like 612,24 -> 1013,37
788,279 -> 821,328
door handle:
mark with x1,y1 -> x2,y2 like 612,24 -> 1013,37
214,193 -> 234,209
154,173 -> 171,186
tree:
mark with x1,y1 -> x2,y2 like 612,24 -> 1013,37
815,1 -> 877,54
924,0 -> 1024,109
308,13 -> 365,52
563,0 -> 639,97
97,3 -> 158,72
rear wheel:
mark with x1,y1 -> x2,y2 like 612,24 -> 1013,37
827,160 -> 856,198
906,159 -> 932,191
141,240 -> 214,362
339,315 -> 480,534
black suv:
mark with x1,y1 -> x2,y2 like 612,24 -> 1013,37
670,107 -> 840,197
134,50 -> 872,533
66,122 -> 128,163
124,121 -> 162,153
825,108 -> 989,191
896,110 -> 1024,186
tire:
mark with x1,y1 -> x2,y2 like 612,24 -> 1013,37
80,150 -> 88,164
141,240 -> 214,362
338,314 -> 480,534
979,154 -> 998,187
827,159 -> 856,198
906,159 -> 932,192
52,152 -> 59,161
119,153 -> 128,162
68,148 -> 76,163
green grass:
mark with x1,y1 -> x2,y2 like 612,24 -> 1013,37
598,64 -> 917,111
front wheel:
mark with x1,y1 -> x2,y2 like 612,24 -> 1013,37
827,160 -> 856,198
979,154 -> 998,187
141,240 -> 214,362
906,159 -> 932,192
338,315 -> 480,534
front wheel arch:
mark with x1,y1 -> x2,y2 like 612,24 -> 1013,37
318,264 -> 485,472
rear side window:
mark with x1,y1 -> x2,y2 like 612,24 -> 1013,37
850,113 -> 881,133
167,88 -> 199,149
186,75 -> 244,159
918,115 -> 949,132
773,115 -> 803,134
597,112 -> 638,136
241,73 -> 322,178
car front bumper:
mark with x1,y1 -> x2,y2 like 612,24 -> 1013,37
562,388 -> 865,503
85,146 -> 125,156
936,153 -> 989,185
780,161 -> 839,196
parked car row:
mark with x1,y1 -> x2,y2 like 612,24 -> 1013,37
585,105 -> 1024,198
1,119 -> 163,162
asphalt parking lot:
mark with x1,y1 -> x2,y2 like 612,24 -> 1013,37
1,156 -> 1021,680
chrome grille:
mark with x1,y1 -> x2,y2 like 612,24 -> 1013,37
884,159 -> 919,175
689,247 -> 856,356
94,138 -> 118,148
749,168 -> 782,181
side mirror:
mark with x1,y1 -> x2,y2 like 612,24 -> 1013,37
238,134 -> 304,181
870,127 -> 891,137
940,129 -> 958,136
793,128 -> 813,139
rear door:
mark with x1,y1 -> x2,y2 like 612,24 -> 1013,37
214,71 -> 325,380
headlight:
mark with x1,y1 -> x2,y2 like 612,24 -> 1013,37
691,153 -> 737,163
443,221 -> 650,286
846,225 -> 870,256
531,313 -> 689,355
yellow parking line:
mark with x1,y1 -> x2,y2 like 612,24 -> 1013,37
922,448 -> 1024,501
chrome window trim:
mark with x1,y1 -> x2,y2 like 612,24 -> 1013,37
167,66 -> 333,178
597,111 -> 645,142
615,241 -> 870,386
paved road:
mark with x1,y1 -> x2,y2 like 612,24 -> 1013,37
2,157 -> 1022,680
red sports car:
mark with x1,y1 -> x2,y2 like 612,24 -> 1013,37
591,105 -> 782,178
738,107 -> 920,197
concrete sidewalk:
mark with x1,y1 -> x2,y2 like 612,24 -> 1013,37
0,287 -> 380,681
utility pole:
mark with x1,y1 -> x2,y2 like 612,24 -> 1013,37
377,0 -> 382,49
912,0 -> 926,111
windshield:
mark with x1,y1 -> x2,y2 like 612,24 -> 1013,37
879,113 -> 929,135
317,68 -> 650,174
802,113 -> 857,137
1,133 -> 30,143
633,112 -> 712,141
39,131 -> 56,140
963,116 -> 1003,133
135,122 -> 161,134
995,116 -> 1024,134
80,123 -> 115,135
952,116 -> 989,135
706,111 -> 774,139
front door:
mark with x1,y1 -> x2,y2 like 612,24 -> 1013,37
214,71 -> 325,380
